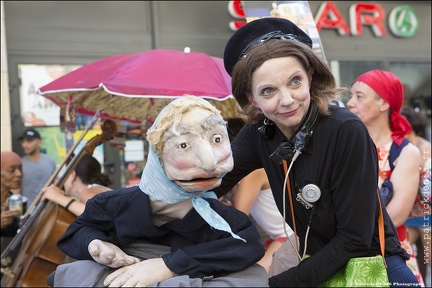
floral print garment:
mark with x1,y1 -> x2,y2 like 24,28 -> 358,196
377,144 -> 425,286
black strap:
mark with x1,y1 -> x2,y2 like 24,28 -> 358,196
388,139 -> 409,171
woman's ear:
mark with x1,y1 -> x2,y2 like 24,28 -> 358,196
379,99 -> 390,112
69,170 -> 77,183
246,93 -> 259,108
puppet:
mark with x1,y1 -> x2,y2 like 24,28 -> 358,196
53,96 -> 266,287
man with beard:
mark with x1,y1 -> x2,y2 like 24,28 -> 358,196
18,128 -> 56,206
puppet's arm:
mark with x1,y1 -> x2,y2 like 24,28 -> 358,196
102,200 -> 264,286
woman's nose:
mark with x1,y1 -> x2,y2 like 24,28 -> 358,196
279,90 -> 294,106
346,98 -> 355,109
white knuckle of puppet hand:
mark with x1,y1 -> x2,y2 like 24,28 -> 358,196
89,240 -> 139,268
88,240 -> 102,257
104,258 -> 175,287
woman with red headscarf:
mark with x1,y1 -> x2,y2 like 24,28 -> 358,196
348,69 -> 424,285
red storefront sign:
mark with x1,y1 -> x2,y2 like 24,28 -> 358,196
228,1 -> 419,38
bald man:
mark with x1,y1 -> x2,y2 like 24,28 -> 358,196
1,151 -> 22,239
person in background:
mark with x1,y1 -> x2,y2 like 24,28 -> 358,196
226,118 -> 296,274
234,168 -> 296,274
214,17 -> 418,287
401,107 -> 431,281
224,118 -> 296,273
1,151 -> 23,252
41,154 -> 112,216
18,128 -> 57,206
348,69 -> 424,285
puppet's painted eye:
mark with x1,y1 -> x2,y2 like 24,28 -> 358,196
212,134 -> 223,144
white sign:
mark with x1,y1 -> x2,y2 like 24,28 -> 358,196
19,64 -> 80,127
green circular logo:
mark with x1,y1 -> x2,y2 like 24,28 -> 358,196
389,5 -> 419,38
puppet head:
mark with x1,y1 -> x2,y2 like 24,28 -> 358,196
145,96 -> 233,193
139,96 -> 244,242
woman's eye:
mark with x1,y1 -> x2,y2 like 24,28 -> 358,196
261,87 -> 274,96
291,76 -> 302,86
350,93 -> 361,100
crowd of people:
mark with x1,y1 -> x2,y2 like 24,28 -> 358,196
1,17 -> 430,288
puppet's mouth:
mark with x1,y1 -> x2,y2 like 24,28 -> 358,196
174,177 -> 221,189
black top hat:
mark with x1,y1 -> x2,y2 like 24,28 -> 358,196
224,18 -> 313,76
18,128 -> 41,140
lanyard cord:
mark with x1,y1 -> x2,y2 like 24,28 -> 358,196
282,162 -> 386,265
282,159 -> 315,261
282,160 -> 301,261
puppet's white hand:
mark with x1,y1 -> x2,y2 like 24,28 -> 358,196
88,239 -> 140,268
104,258 -> 176,287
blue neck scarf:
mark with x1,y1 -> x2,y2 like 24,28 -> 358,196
139,142 -> 245,243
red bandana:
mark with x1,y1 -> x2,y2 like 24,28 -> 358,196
355,70 -> 412,146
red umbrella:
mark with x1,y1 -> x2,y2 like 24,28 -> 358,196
37,49 -> 239,123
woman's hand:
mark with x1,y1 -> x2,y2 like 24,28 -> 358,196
41,184 -> 66,204
1,209 -> 20,229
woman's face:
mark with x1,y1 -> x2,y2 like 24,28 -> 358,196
347,81 -> 384,126
1,160 -> 22,191
247,56 -> 313,137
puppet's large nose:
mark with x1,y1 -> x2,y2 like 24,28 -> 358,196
197,142 -> 218,174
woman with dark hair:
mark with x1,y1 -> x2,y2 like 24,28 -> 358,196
41,154 -> 112,216
214,17 -> 418,287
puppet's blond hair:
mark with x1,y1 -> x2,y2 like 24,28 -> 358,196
147,96 -> 224,155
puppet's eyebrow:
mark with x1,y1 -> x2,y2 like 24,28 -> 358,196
174,114 -> 225,133
201,114 -> 227,130
164,114 -> 226,141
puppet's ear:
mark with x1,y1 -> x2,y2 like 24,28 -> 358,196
246,93 -> 259,108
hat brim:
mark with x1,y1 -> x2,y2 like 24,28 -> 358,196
223,18 -> 312,76
17,136 -> 40,141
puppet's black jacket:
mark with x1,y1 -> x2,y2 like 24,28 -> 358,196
57,186 -> 265,278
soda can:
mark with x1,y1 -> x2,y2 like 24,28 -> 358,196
22,196 -> 28,215
9,194 -> 23,215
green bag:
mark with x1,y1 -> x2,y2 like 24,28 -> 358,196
283,161 -> 390,288
320,255 -> 389,287
321,188 -> 390,287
